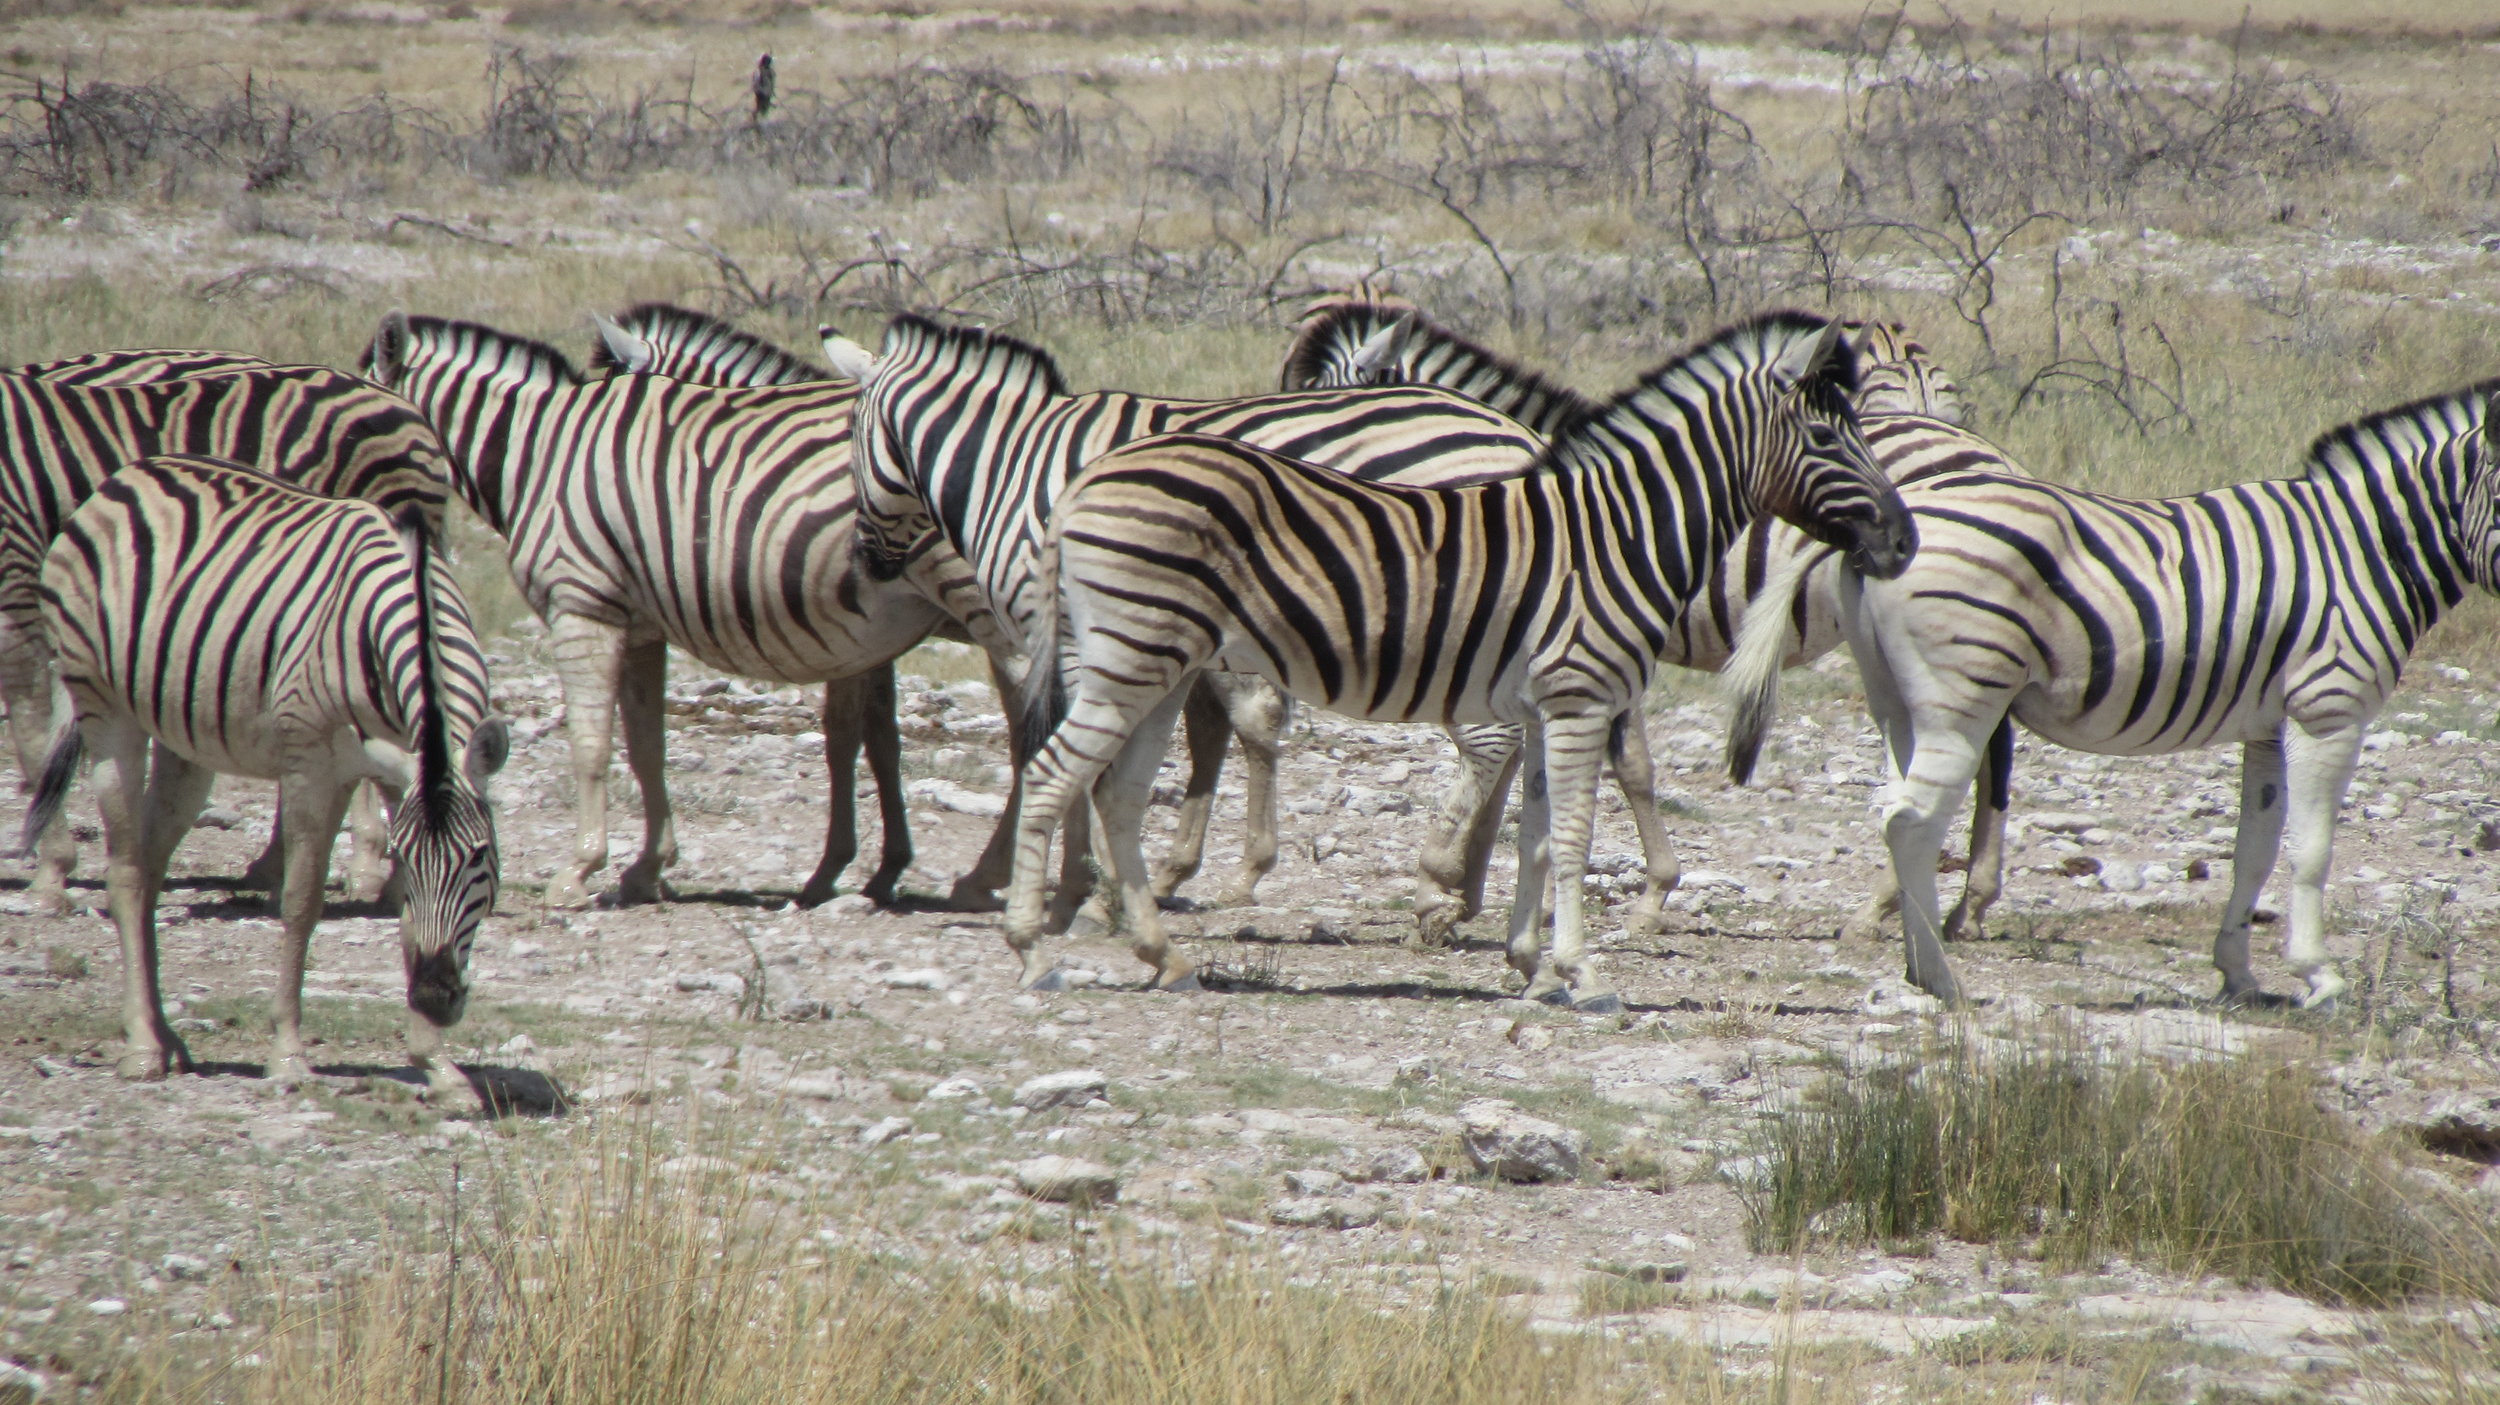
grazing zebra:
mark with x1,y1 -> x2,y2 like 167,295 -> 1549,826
0,365 -> 453,911
1724,382 -> 2500,1009
580,301 -> 1036,906
1010,312 -> 1915,1005
27,454 -> 506,1095
831,314 -> 1548,918
364,312 -> 1009,910
1279,293 -> 2015,944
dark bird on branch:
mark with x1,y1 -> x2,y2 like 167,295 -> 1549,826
752,53 -> 776,124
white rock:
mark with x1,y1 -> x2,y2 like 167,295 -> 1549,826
877,967 -> 950,991
2099,863 -> 2146,893
1340,785 -> 1413,816
1013,1155 -> 1120,1206
856,1116 -> 913,1146
1267,1196 -> 1379,1229
1863,984 -> 1945,1018
820,893 -> 875,917
776,1074 -> 855,1101
1283,1167 -> 1346,1195
1456,1099 -> 1586,1182
905,777 -> 1007,818
1015,1069 -> 1110,1110
1360,1146 -> 1430,1183
2025,812 -> 2101,835
923,1076 -> 985,1101
1680,870 -> 1747,892
87,1298 -> 128,1317
159,1253 -> 210,1281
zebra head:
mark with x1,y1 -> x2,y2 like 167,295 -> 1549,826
589,303 -> 833,386
1748,314 -> 1920,580
1280,296 -> 1420,390
1843,320 -> 1971,426
385,507 -> 511,1029
2466,392 -> 2500,589
847,314 -> 1068,580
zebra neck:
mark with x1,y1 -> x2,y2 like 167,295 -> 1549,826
416,379 -> 567,539
2294,439 -> 2476,642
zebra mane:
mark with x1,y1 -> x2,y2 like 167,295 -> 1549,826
1281,300 -> 1600,426
1578,310 -> 1861,443
394,315 -> 587,388
394,504 -> 459,832
883,313 -> 1069,398
2303,377 -> 2500,477
592,302 -> 829,385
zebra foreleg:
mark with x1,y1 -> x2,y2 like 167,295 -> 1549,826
1089,690 -> 1197,990
271,769 -> 353,1090
2280,721 -> 2363,1010
1148,679 -> 1231,902
1526,711 -> 1621,1013
1607,711 -> 1680,939
2213,733 -> 2287,1004
1416,726 -> 1518,947
545,614 -> 626,909
612,638 -> 677,905
94,727 -> 189,1080
856,666 -> 912,905
344,781 -> 391,904
948,653 -> 1029,911
1941,718 -> 2014,941
1208,673 -> 1283,907
0,622 -> 75,914
1503,726 -> 1556,996
802,677 -> 866,907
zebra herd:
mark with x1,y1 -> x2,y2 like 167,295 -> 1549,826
6,288 -> 2494,1092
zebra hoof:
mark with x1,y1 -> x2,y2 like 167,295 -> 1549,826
1572,992 -> 1625,1015
1529,983 -> 1573,1008
1027,967 -> 1072,993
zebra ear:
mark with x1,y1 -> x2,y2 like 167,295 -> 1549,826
464,718 -> 510,789
592,313 -> 655,374
368,310 -> 412,385
820,329 -> 880,383
1771,318 -> 1845,391
1348,310 -> 1416,378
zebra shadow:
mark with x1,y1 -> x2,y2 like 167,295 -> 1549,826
310,1061 -> 571,1118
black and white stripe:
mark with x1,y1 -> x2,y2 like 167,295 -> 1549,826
842,314 -> 1551,915
1279,294 -> 2017,945
28,453 -> 506,1094
1725,381 -> 2500,1007
0,362 -> 453,910
364,312 -> 983,910
1007,311 -> 1915,1004
8,349 -> 275,385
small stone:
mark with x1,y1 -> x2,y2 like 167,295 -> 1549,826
2100,863 -> 2146,894
1456,1099 -> 1586,1182
1361,1146 -> 1431,1184
159,1253 -> 210,1281
498,1034 -> 536,1056
856,1116 -> 913,1147
923,1076 -> 984,1102
193,806 -> 242,831
822,894 -> 875,917
877,968 -> 950,991
1014,1070 -> 1109,1111
2080,827 -> 2114,846
2059,855 -> 2103,878
1267,1196 -> 1380,1229
1012,1155 -> 1120,1206
1586,1259 -> 1688,1284
1283,1168 -> 1345,1196
777,997 -> 838,1022
87,1298 -> 127,1317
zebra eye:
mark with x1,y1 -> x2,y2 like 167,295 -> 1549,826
1805,424 -> 1843,451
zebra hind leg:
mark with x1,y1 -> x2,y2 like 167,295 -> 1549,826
2280,721 -> 2364,1010
1416,726 -> 1517,947
2212,733 -> 2288,1005
612,638 -> 677,905
1941,718 -> 2014,941
92,725 -> 185,1079
1209,673 -> 1283,908
1529,711 -> 1621,1013
1877,715 -> 1989,1009
0,623 -> 75,915
1504,725 -> 1556,997
800,675 -> 867,908
544,614 -> 627,909
855,666 -> 913,906
1006,714 -> 1148,990
1090,690 -> 1197,990
947,653 -> 1029,912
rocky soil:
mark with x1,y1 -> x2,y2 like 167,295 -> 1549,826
3,633 -> 2497,1398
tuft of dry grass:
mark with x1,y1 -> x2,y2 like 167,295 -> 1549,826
1744,1020 -> 2500,1307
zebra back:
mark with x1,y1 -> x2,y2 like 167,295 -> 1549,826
591,303 -> 833,386
8,348 -> 275,385
40,453 -> 502,1019
851,312 -> 1548,638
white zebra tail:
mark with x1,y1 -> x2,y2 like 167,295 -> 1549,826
1722,546 -> 1834,786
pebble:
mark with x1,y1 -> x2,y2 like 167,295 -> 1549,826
1282,1168 -> 1345,1195
87,1298 -> 127,1316
876,968 -> 951,991
923,1076 -> 985,1101
1456,1099 -> 1586,1182
857,1117 -> 913,1147
1012,1156 -> 1120,1206
1267,1196 -> 1380,1230
1014,1070 -> 1109,1111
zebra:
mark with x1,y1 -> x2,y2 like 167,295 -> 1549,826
25,453 -> 507,1096
579,301 -> 1036,907
363,311 -> 1014,910
7,349 -> 273,384
1278,292 -> 2014,945
1722,382 -> 2500,1009
1008,311 -> 1915,1006
829,314 -> 1550,919
0,364 -> 453,912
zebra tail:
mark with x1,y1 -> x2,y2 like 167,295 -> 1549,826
1722,547 -> 1832,786
1014,530 -> 1072,775
18,725 -> 84,858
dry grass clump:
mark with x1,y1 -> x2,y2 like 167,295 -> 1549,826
1743,1023 -> 2498,1307
100,1117 -> 1655,1405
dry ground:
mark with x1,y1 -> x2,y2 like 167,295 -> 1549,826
2,1 -> 2500,1401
